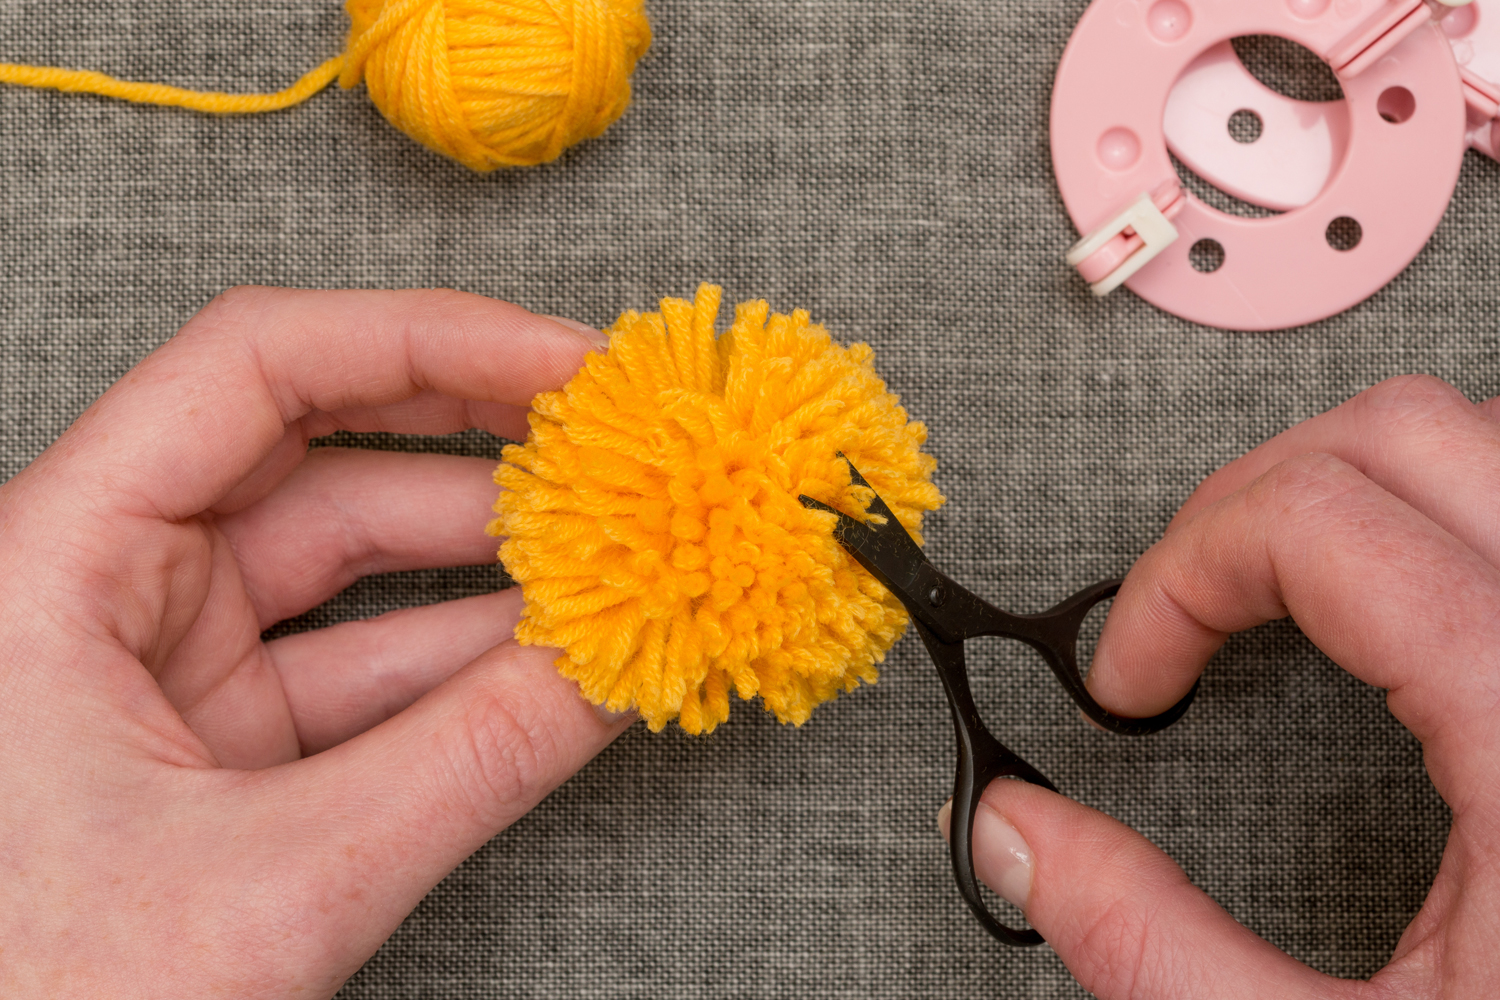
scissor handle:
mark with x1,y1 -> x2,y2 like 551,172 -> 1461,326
1003,579 -> 1199,737
949,721 -> 1055,947
912,580 -> 1199,947
913,571 -> 1198,736
913,619 -> 1053,946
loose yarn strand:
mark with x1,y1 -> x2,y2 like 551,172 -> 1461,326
0,56 -> 344,115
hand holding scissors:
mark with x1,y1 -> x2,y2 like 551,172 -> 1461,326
801,458 -> 1197,945
809,377 -> 1500,1000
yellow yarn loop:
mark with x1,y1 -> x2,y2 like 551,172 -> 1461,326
0,0 -> 651,171
490,285 -> 945,735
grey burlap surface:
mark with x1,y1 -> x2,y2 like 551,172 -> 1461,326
0,1 -> 1484,996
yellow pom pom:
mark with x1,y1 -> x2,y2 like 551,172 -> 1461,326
490,284 -> 945,734
342,0 -> 652,170
0,0 -> 651,171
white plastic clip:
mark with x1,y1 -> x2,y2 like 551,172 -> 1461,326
1065,191 -> 1180,297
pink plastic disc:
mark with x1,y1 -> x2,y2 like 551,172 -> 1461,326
1051,0 -> 1467,330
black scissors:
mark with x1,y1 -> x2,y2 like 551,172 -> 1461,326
799,458 -> 1197,946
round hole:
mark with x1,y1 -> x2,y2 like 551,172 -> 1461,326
1232,35 -> 1343,102
1189,238 -> 1225,272
1326,217 -> 1361,251
1377,86 -> 1416,124
1228,109 -> 1263,143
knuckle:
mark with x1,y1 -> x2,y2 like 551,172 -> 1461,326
1360,372 -> 1463,408
1353,374 -> 1470,435
1061,842 -> 1205,1000
1270,449 -> 1353,484
1069,897 -> 1165,1000
446,667 -> 559,828
1245,451 -> 1363,514
176,285 -> 272,343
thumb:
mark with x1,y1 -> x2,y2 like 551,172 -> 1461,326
246,640 -> 632,977
946,781 -> 1349,1000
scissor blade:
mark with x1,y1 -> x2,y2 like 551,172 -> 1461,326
842,459 -> 902,531
796,461 -> 931,609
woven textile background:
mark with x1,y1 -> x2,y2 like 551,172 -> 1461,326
0,2 -> 1486,996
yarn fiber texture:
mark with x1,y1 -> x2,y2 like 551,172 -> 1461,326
343,0 -> 651,169
490,285 -> 945,735
0,0 -> 651,171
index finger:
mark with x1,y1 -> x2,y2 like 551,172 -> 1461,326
1091,452 -> 1500,796
22,286 -> 601,522
1166,376 -> 1500,566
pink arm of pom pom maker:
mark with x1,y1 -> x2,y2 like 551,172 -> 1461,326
800,459 -> 1196,948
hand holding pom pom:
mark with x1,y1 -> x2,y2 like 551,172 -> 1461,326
490,284 -> 944,734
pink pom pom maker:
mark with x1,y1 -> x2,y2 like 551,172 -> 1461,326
1052,0 -> 1496,329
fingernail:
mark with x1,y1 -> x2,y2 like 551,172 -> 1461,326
544,314 -> 611,351
936,798 -> 1034,909
593,701 -> 637,727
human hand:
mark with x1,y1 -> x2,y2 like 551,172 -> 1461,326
952,375 -> 1500,997
0,287 -> 634,996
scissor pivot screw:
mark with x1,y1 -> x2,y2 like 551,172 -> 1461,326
927,583 -> 947,607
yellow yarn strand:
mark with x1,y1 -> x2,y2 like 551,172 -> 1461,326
491,285 -> 946,735
0,57 -> 344,115
0,0 -> 651,171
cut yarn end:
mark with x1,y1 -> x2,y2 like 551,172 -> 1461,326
490,284 -> 945,735
0,0 -> 651,171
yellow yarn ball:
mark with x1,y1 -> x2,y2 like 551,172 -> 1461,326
0,1 -> 650,171
342,0 -> 652,170
490,284 -> 945,734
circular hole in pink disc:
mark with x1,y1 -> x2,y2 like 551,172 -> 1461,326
1147,0 -> 1192,41
1326,217 -> 1361,251
1096,128 -> 1142,171
1227,109 -> 1263,143
1377,86 -> 1416,123
1189,239 -> 1225,272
